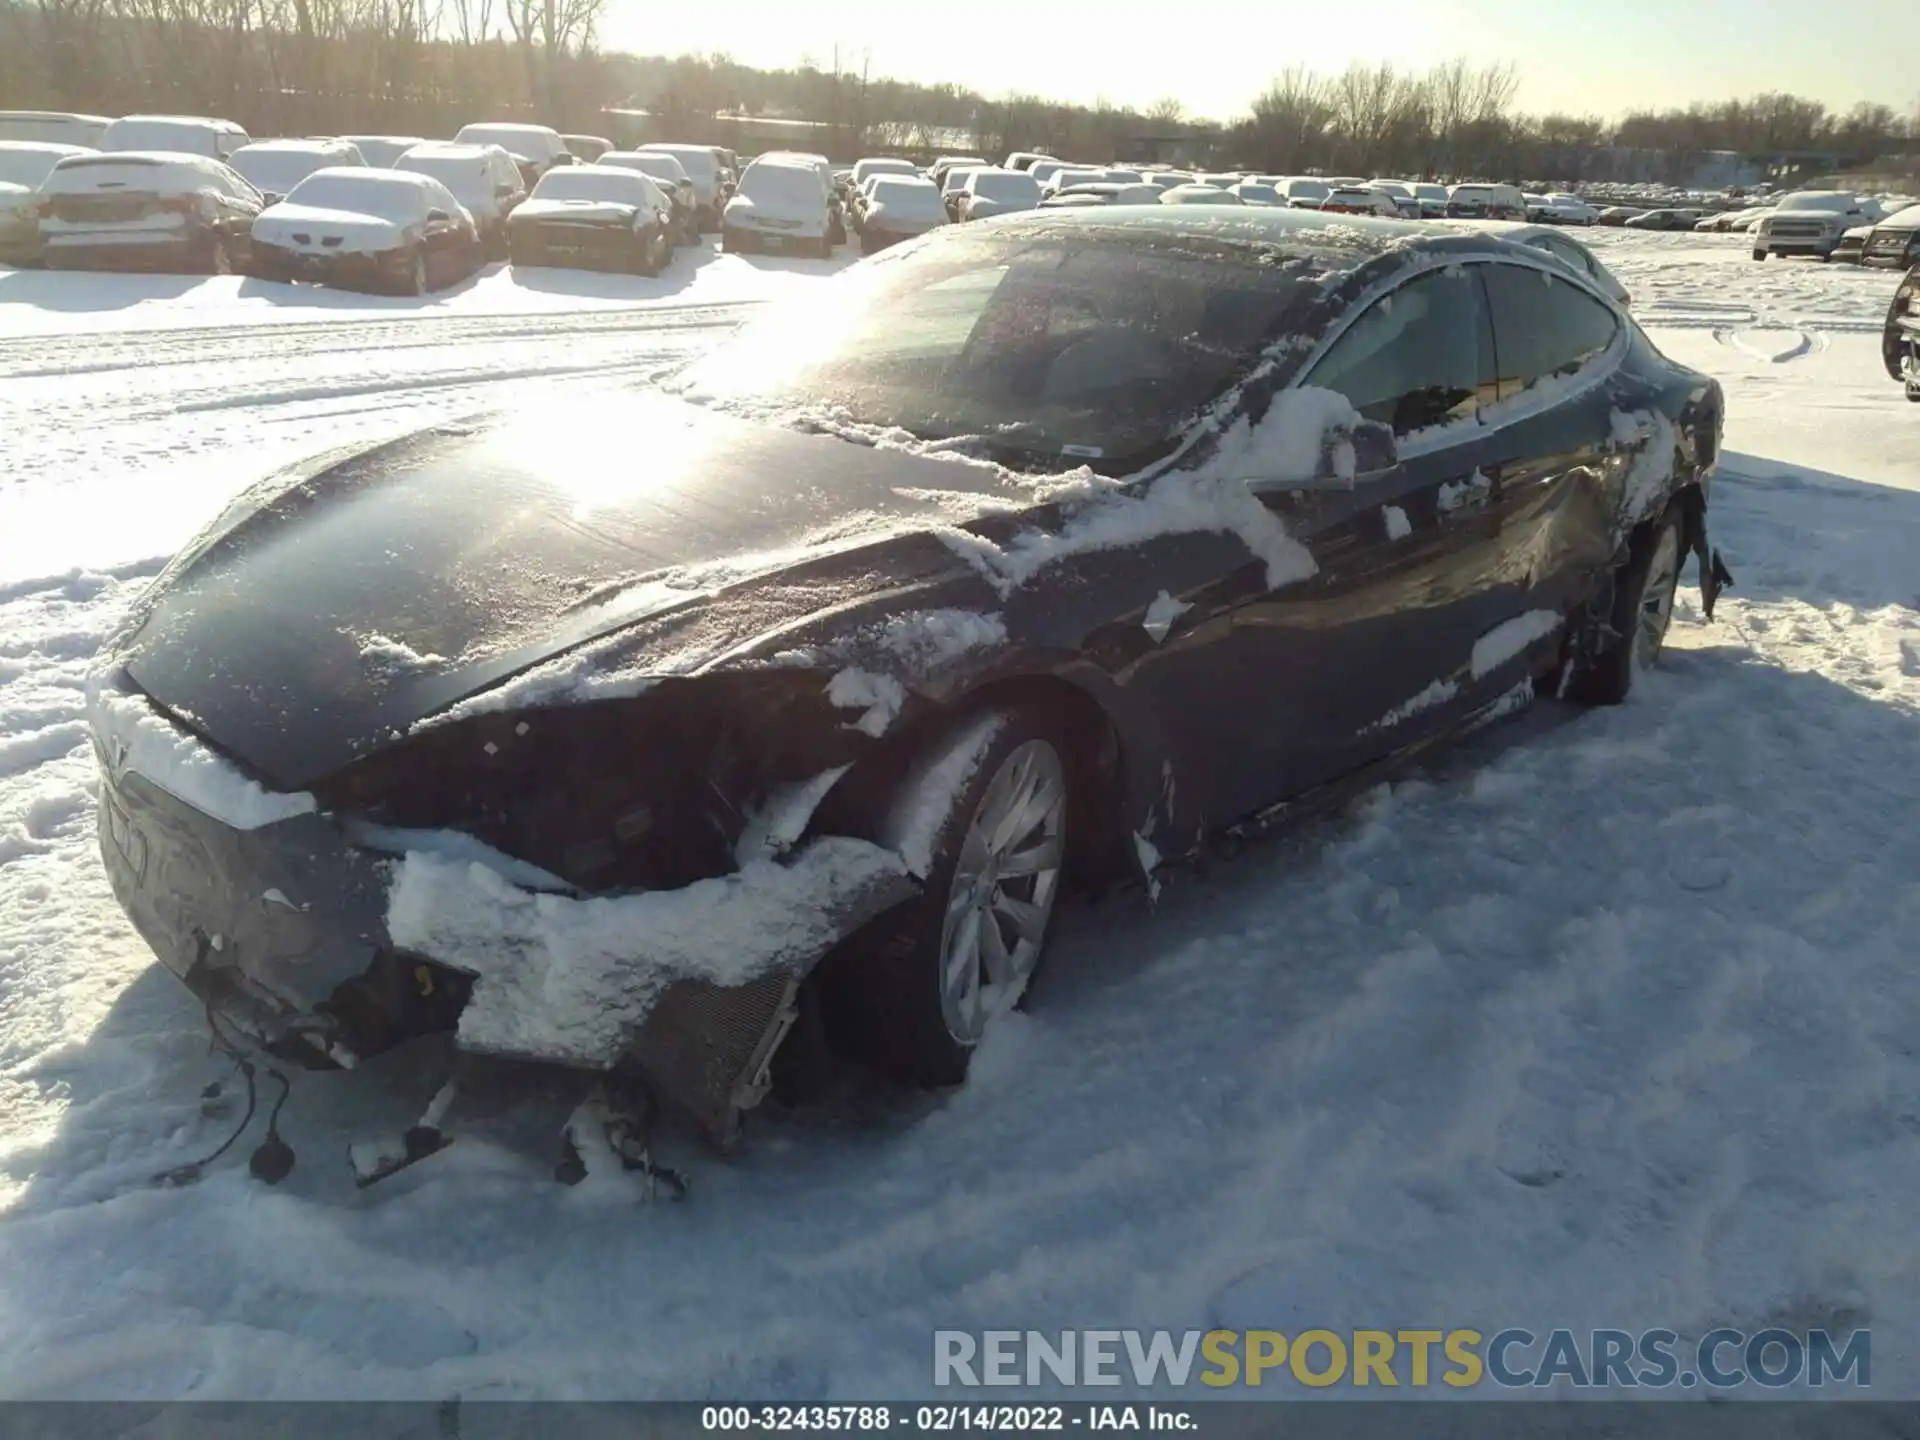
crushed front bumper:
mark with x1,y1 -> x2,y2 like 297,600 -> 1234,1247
95,743 -> 917,1147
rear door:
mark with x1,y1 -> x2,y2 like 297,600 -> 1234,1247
1473,259 -> 1633,638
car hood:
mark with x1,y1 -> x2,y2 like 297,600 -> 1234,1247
513,198 -> 642,225
1768,207 -> 1850,222
254,204 -> 407,250
114,390 -> 1034,788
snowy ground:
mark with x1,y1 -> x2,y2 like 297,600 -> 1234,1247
1,232 -> 1918,1401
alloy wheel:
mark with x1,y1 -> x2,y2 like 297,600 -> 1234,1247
936,739 -> 1066,1045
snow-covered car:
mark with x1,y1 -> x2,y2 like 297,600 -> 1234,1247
1160,184 -> 1244,206
1545,193 -> 1597,225
506,164 -> 674,275
38,151 -> 263,274
1831,224 -> 1873,265
1862,204 -> 1920,270
637,143 -> 728,232
249,167 -> 480,294
0,110 -> 111,148
1027,161 -> 1069,191
1410,182 -> 1450,218
85,206 -> 1730,1186
228,138 -> 365,205
1624,209 -> 1694,231
1041,182 -> 1164,209
756,150 -> 844,243
1228,181 -> 1286,207
1004,151 -> 1059,172
1367,180 -> 1423,217
852,157 -> 919,189
1523,193 -> 1557,222
0,140 -> 92,265
395,142 -> 526,259
1280,177 -> 1330,209
1884,265 -> 1920,400
1145,171 -> 1196,191
939,165 -> 985,219
957,168 -> 1043,221
1446,183 -> 1524,219
99,114 -> 250,162
339,135 -> 428,169
599,150 -> 699,242
929,155 -> 988,191
1752,190 -> 1873,260
1041,167 -> 1106,196
1432,219 -> 1632,306
723,156 -> 834,257
452,122 -> 574,186
562,133 -> 612,163
1597,206 -> 1639,226
856,174 -> 948,252
1322,186 -> 1399,216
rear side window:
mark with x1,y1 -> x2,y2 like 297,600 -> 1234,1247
1305,266 -> 1496,436
1530,233 -> 1596,279
1482,262 -> 1619,400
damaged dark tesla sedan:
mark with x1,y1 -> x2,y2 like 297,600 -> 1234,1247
88,207 -> 1732,1187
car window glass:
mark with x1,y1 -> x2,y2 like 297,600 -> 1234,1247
1304,265 -> 1495,436
1482,261 -> 1620,400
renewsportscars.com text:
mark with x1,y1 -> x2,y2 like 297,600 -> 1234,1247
933,1328 -> 1870,1390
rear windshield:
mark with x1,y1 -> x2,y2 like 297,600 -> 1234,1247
855,159 -> 917,184
740,162 -> 823,207
969,171 -> 1041,202
1286,179 -> 1329,197
1776,191 -> 1853,212
605,153 -> 686,186
455,125 -> 558,160
0,115 -> 100,144
0,146 -> 75,188
533,168 -> 652,204
101,119 -> 223,156
643,147 -> 717,185
868,176 -> 944,217
396,151 -> 488,200
285,172 -> 428,218
674,228 -> 1314,469
43,156 -> 211,196
232,146 -> 340,193
344,137 -> 424,168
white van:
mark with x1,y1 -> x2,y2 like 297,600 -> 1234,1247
1445,182 -> 1525,220
0,111 -> 113,148
99,115 -> 251,161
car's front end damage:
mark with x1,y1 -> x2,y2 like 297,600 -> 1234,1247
88,660 -> 938,1158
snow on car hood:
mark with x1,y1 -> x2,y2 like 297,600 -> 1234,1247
111,391 -> 1057,787
513,197 -> 642,226
253,203 -> 408,251
0,181 -> 33,210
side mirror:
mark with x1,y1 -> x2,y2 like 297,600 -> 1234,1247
1306,418 -> 1399,486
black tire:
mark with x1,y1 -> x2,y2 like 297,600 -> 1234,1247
823,707 -> 1070,1088
1752,249 -> 1766,261
1565,501 -> 1687,706
395,246 -> 427,296
1906,375 -> 1920,404
630,228 -> 659,277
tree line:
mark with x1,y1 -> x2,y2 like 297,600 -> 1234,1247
3,0 -> 1916,185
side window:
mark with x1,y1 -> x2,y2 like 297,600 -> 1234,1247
1482,261 -> 1620,401
1304,266 -> 1496,436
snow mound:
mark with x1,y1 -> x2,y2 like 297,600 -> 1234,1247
827,668 -> 908,737
878,711 -> 1007,877
387,836 -> 916,1069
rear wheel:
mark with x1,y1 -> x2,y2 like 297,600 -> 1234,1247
396,247 -> 427,296
1565,503 -> 1686,705
827,709 -> 1070,1087
1752,248 -> 1767,261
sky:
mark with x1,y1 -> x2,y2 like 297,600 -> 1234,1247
598,0 -> 1920,123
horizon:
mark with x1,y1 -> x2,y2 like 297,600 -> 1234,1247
596,0 -> 1919,125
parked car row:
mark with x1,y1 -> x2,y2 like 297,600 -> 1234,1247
0,109 -> 759,286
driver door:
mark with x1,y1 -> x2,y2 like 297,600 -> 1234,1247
1217,263 -> 1523,806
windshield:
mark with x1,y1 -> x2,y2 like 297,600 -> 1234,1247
672,229 -> 1313,467
232,147 -> 337,193
740,162 -> 823,207
397,152 -> 487,199
534,168 -> 648,203
285,172 -> 426,217
969,171 -> 1041,203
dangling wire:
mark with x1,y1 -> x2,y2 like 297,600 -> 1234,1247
152,997 -> 289,1187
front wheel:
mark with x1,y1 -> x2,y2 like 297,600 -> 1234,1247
826,709 -> 1070,1087
1565,504 -> 1686,705
1752,248 -> 1767,261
